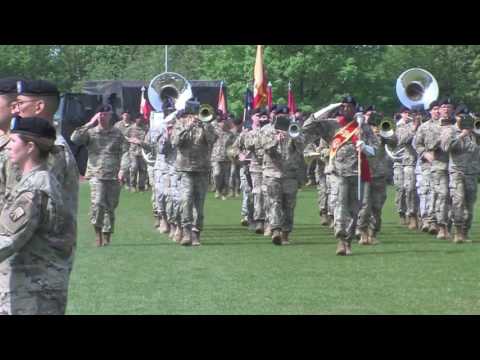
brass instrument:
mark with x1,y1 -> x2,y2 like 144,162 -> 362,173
396,68 -> 439,111
288,121 -> 302,138
379,119 -> 395,138
198,104 -> 216,123
303,151 -> 322,166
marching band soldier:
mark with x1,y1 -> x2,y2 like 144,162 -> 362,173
228,115 -> 242,198
440,105 -> 479,243
395,107 -> 421,230
357,108 -> 398,244
308,138 -> 330,226
413,101 -> 441,234
143,125 -> 160,228
431,98 -> 455,239
260,114 -> 305,245
114,112 -> 133,190
125,114 -> 148,192
244,109 -> 269,235
467,120 -> 480,239
211,117 -> 235,200
392,111 -> 407,225
172,100 -> 218,246
303,96 -> 379,256
71,105 -> 127,246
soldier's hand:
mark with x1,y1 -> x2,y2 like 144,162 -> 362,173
86,113 -> 101,128
275,131 -> 287,142
460,129 -> 471,138
356,140 -> 365,152
423,151 -> 434,163
118,171 -> 124,183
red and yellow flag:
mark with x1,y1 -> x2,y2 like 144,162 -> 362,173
253,45 -> 268,109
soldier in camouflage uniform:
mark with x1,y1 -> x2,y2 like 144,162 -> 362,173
244,109 -> 269,235
114,112 -> 133,190
0,117 -> 72,315
172,102 -> 218,246
428,98 -> 455,239
0,78 -> 22,208
357,110 -> 398,244
395,107 -> 421,230
125,115 -> 148,192
303,96 -> 379,256
211,119 -> 235,200
12,79 -> 78,298
310,138 -> 331,226
392,113 -> 407,225
143,126 -> 160,228
228,116 -> 242,198
71,105 -> 126,247
260,115 -> 305,245
440,105 -> 479,243
414,101 -> 441,234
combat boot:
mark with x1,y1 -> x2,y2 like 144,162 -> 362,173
103,232 -> 111,246
174,226 -> 183,243
281,231 -> 290,245
421,220 -> 430,233
408,216 -> 418,230
180,227 -> 192,246
159,217 -> 169,234
336,239 -> 347,256
221,195 -> 227,201
358,230 -> 369,245
192,229 -> 201,246
437,225 -> 447,240
240,217 -> 249,226
264,224 -> 272,237
453,226 -> 465,243
399,214 -> 407,226
271,229 -> 282,245
154,216 -> 161,229
428,223 -> 438,235
169,224 -> 176,240
94,226 -> 103,247
215,191 -> 220,199
328,216 -> 335,229
368,228 -> 379,245
234,190 -> 240,198
255,221 -> 264,234
228,190 -> 235,198
319,213 -> 330,226
345,241 -> 353,256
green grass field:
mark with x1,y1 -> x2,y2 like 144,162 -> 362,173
66,183 -> 480,315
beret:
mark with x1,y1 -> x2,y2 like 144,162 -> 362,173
10,116 -> 56,141
16,79 -> 59,96
0,77 -> 25,95
341,95 -> 357,106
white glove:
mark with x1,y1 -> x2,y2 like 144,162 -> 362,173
314,103 -> 342,120
356,140 -> 375,156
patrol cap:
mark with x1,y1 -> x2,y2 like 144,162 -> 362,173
258,108 -> 269,117
96,104 -> 113,113
455,104 -> 470,115
16,79 -> 59,97
365,105 -> 376,112
0,77 -> 26,95
341,95 -> 357,106
10,116 -> 56,150
399,106 -> 410,113
439,97 -> 454,106
428,100 -> 440,110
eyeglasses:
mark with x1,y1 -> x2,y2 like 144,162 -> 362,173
11,100 -> 38,108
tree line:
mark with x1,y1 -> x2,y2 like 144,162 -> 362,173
1,45 -> 479,117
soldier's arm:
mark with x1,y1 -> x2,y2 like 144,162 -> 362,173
70,125 -> 91,146
171,122 -> 191,147
413,126 -> 427,158
203,124 -> 219,147
0,191 -> 43,263
396,125 -> 416,146
302,116 -> 337,145
442,127 -> 468,153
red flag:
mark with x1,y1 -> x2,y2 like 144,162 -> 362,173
253,45 -> 268,109
288,81 -> 297,115
140,87 -> 152,123
267,82 -> 272,110
218,81 -> 227,115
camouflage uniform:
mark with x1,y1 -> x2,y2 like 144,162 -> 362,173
311,139 -> 330,220
427,119 -> 450,229
71,125 -> 126,234
125,123 -> 148,191
144,129 -> 159,218
0,165 -> 72,315
440,124 -> 479,240
392,121 -> 406,219
395,121 -> 419,222
245,127 -> 266,226
260,123 -> 305,239
229,128 -> 242,197
114,119 -> 132,187
231,130 -> 254,224
467,134 -> 480,236
357,132 -> 397,239
0,134 -> 21,208
303,116 -> 379,244
211,123 -> 235,197
172,118 -> 218,238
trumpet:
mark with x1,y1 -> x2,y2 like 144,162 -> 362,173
288,121 -> 302,138
199,104 -> 215,122
379,119 -> 395,138
303,151 -> 322,166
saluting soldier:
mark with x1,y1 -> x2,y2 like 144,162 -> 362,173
125,114 -> 148,192
303,96 -> 379,256
114,111 -> 133,190
71,104 -> 127,247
